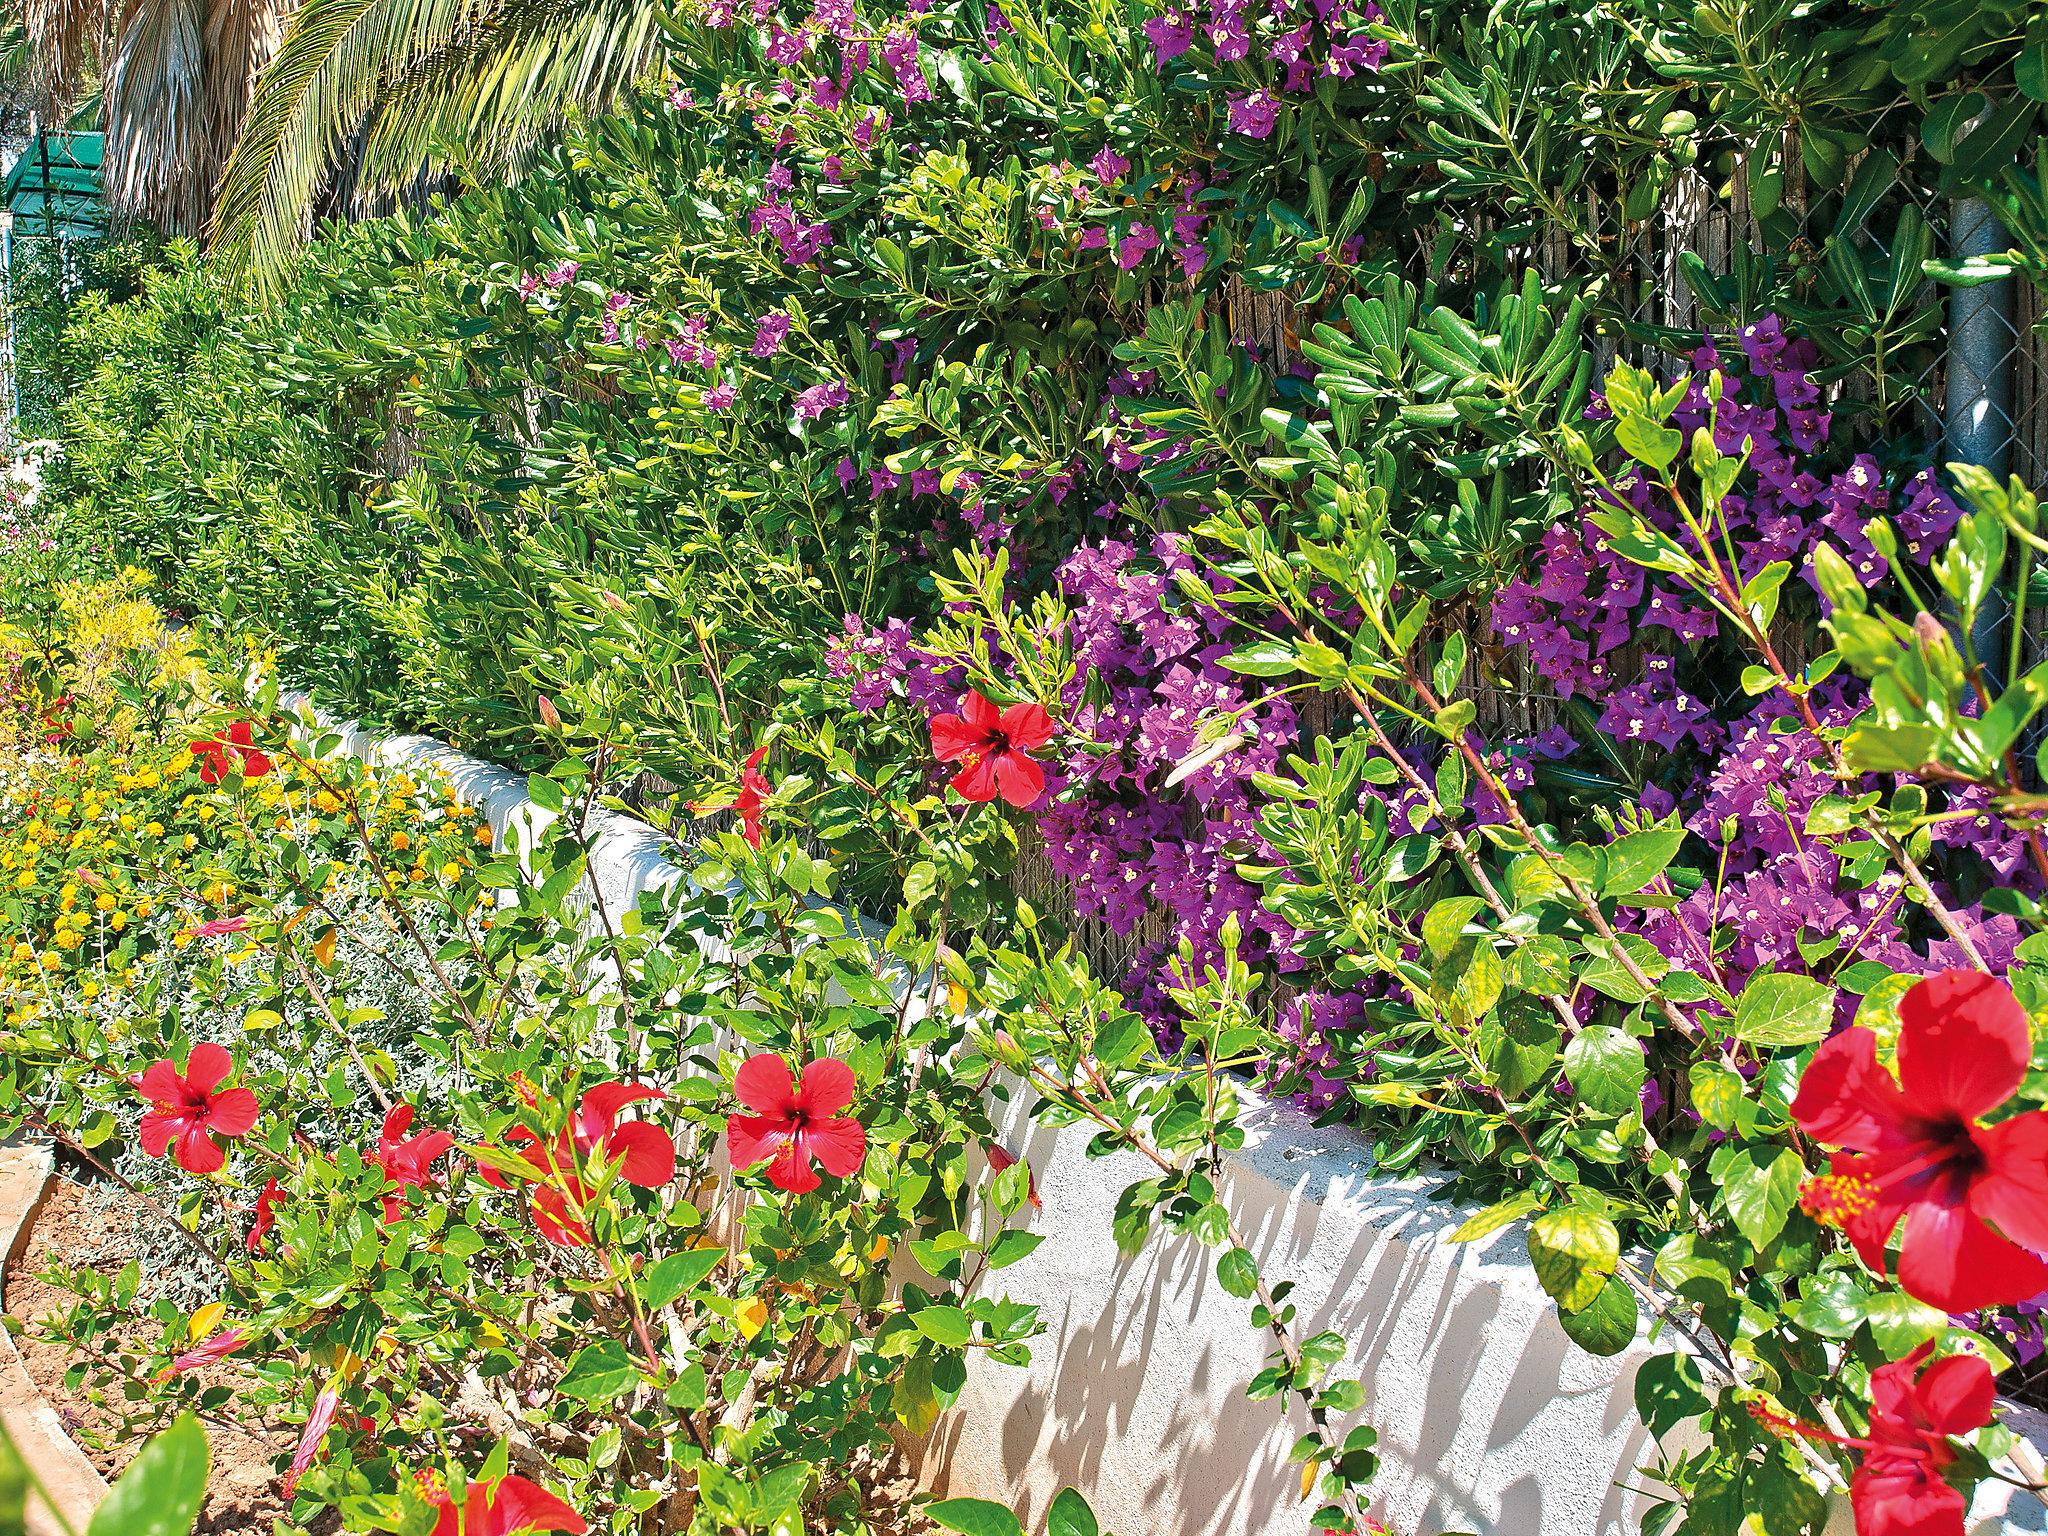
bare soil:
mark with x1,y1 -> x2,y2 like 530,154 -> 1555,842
4,1175 -> 299,1534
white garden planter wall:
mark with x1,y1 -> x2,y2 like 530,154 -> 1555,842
299,701 -> 2048,1536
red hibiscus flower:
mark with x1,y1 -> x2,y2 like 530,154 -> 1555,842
726,1054 -> 867,1194
929,689 -> 1054,808
369,1103 -> 456,1224
153,1326 -> 248,1383
134,1043 -> 261,1175
985,1143 -> 1042,1210
422,1471 -> 587,1536
1791,970 -> 2048,1311
480,1082 -> 676,1246
1848,1343 -> 1994,1536
247,1178 -> 283,1252
691,746 -> 773,848
190,721 -> 274,783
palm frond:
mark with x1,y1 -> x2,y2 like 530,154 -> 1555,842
209,0 -> 659,289
18,0 -> 109,117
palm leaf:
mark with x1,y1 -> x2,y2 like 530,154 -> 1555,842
209,0 -> 659,289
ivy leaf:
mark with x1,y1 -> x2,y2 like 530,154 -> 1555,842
1708,1144 -> 1805,1251
1730,972 -> 1835,1048
1528,1208 -> 1620,1312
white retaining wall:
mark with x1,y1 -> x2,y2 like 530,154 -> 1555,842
302,702 -> 2048,1536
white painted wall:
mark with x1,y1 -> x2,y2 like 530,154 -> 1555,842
301,701 -> 2048,1536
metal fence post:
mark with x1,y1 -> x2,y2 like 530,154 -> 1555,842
1946,194 -> 2018,682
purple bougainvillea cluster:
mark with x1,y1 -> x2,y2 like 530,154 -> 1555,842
829,319 -> 2031,1116
1491,321 -> 1961,754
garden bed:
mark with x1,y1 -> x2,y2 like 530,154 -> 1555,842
311,700 -> 2048,1536
3,1170 -> 307,1533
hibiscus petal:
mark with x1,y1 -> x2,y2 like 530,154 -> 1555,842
203,1086 -> 260,1138
960,689 -> 1000,732
175,1125 -> 226,1175
796,1057 -> 856,1118
1969,1108 -> 2048,1255
929,712 -> 985,765
726,1113 -> 789,1171
991,749 -> 1045,809
604,1121 -> 677,1187
531,1185 -> 592,1247
764,1139 -> 822,1194
134,1059 -> 184,1103
183,1041 -> 234,1094
483,1475 -> 589,1536
997,700 -> 1054,751
734,1054 -> 797,1115
137,1110 -> 181,1159
1896,970 -> 2029,1122
1915,1353 -> 1995,1437
578,1082 -> 663,1143
802,1116 -> 867,1179
1790,1028 -> 1914,1153
380,1103 -> 415,1146
1896,1198 -> 2048,1312
949,754 -> 1001,803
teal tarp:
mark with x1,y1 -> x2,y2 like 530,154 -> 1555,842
3,133 -> 107,239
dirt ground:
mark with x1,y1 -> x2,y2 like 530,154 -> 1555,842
4,1174 -> 299,1534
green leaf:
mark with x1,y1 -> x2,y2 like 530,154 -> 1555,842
1730,973 -> 1835,1048
1422,896 -> 1488,961
525,773 -> 566,814
911,1305 -> 975,1348
1528,1208 -> 1620,1312
1562,1026 -> 1646,1115
1217,1247 -> 1259,1298
1615,415 -> 1683,472
1601,816 -> 1686,896
556,1340 -> 642,1405
1708,1144 -> 1805,1251
986,1230 -> 1045,1270
1634,1351 -> 1709,1437
89,1414 -> 209,1536
1688,1062 -> 1745,1131
1446,1192 -> 1542,1243
928,1500 -> 1027,1536
1557,1275 -> 1639,1356
1046,1489 -> 1099,1536
642,1248 -> 724,1311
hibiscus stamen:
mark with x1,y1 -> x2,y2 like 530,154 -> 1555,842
1799,1172 -> 1878,1229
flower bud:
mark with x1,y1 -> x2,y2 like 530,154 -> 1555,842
537,695 -> 563,732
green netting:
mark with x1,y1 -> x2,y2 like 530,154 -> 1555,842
3,132 -> 107,239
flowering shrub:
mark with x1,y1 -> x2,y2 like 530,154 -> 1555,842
18,0 -> 2048,1529
1,686 -> 1064,1534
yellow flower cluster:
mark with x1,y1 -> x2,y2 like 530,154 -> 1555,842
2,717 -> 495,1024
